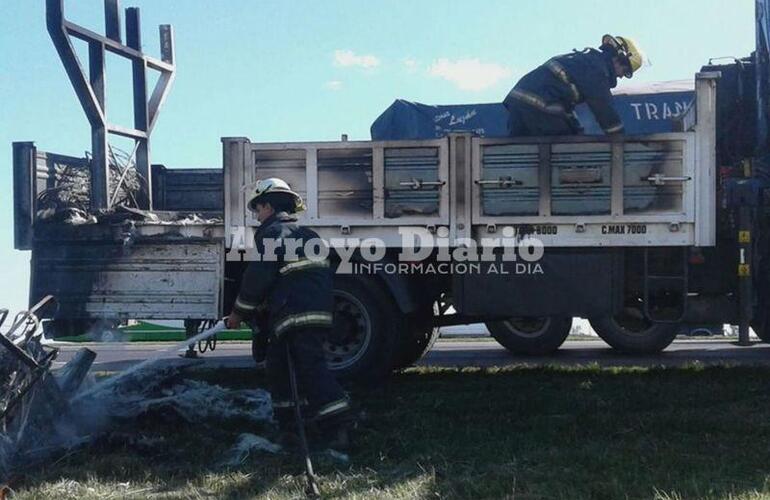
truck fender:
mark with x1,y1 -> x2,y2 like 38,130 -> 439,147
377,269 -> 416,314
329,252 -> 416,314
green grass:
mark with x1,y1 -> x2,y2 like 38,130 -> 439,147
11,364 -> 770,499
55,321 -> 253,343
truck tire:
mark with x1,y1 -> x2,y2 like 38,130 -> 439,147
392,304 -> 440,369
486,317 -> 572,355
325,276 -> 398,385
590,314 -> 678,353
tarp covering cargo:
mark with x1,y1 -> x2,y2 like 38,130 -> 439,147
371,80 -> 694,140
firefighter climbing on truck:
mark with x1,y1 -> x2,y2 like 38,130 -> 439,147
503,34 -> 645,136
225,178 -> 354,449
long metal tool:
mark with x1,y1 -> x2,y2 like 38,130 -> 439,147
285,342 -> 321,498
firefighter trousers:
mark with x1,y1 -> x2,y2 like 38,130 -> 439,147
505,100 -> 581,137
266,326 -> 351,428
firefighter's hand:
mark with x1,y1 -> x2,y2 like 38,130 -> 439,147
226,312 -> 243,330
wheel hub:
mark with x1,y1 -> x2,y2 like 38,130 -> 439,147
323,291 -> 372,369
503,317 -> 550,338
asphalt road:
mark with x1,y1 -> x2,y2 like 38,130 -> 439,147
49,337 -> 770,373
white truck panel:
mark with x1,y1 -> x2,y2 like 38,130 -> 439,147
223,74 -> 717,259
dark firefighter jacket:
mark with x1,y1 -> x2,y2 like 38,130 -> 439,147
503,48 -> 624,135
232,211 -> 333,338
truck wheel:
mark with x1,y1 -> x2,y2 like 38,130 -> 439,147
392,304 -> 440,369
590,313 -> 678,353
325,276 -> 397,384
486,317 -> 572,355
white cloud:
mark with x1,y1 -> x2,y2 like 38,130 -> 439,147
324,80 -> 343,91
334,49 -> 380,69
427,58 -> 512,92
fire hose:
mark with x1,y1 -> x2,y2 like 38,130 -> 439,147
197,319 -> 219,353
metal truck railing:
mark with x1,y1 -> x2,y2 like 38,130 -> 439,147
11,142 -> 224,322
224,73 -> 717,259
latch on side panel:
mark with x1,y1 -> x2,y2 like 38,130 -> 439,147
474,176 -> 523,188
645,174 -> 692,186
399,178 -> 447,190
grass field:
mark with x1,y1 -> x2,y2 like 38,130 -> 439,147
53,321 -> 253,343
11,364 -> 770,499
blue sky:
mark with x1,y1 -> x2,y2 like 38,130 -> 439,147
0,0 -> 755,313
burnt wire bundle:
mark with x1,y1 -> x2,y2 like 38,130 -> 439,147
0,310 -> 49,481
36,146 -> 144,216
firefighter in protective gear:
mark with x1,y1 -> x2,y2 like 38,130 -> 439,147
503,34 -> 645,137
226,178 -> 353,445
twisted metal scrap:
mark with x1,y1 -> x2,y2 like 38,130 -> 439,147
0,299 -> 59,482
0,312 -> 45,421
36,146 -> 143,214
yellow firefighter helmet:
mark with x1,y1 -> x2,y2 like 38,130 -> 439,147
602,34 -> 646,78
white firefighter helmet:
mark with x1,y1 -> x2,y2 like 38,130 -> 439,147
244,178 -> 305,213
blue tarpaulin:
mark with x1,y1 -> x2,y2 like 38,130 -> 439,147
370,81 -> 695,140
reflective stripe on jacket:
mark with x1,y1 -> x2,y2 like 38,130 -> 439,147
273,311 -> 334,338
232,212 -> 334,336
503,48 -> 624,135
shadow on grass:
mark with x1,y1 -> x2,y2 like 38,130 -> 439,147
14,364 -> 770,499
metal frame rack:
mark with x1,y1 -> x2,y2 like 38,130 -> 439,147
46,0 -> 176,210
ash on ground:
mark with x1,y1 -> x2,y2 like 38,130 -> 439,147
1,360 -> 277,482
76,364 -> 273,425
